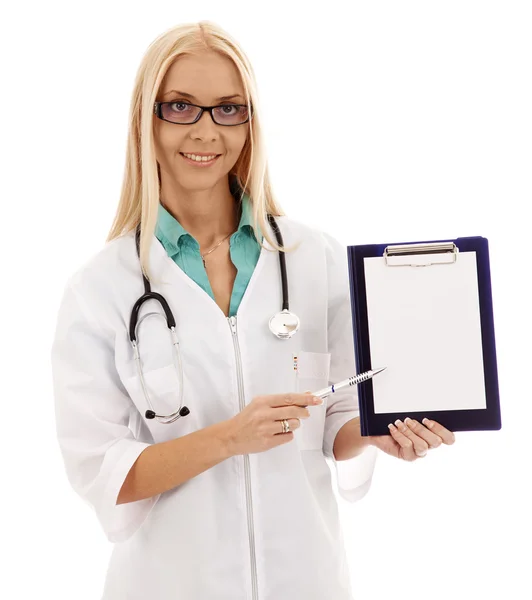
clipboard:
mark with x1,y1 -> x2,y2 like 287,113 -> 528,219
347,236 -> 501,437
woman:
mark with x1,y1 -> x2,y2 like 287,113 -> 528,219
51,21 -> 455,600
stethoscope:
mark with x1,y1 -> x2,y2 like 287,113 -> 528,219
129,213 -> 300,424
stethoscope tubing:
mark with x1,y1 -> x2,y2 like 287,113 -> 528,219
128,213 -> 295,423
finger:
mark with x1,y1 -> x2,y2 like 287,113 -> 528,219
421,418 -> 456,445
303,390 -> 324,405
269,392 -> 321,408
393,420 -> 429,458
388,422 -> 420,461
404,418 -> 444,449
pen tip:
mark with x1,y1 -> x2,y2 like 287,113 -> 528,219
372,367 -> 386,376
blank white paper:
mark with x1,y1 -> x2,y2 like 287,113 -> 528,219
363,251 -> 486,414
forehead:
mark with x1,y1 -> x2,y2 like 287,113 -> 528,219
159,53 -> 245,102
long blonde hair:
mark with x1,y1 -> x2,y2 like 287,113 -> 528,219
106,20 -> 297,284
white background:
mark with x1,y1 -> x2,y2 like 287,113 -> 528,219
2,1 -> 531,598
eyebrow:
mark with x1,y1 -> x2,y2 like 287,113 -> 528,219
161,90 -> 244,102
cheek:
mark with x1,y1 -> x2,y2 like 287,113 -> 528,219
154,124 -> 184,156
229,133 -> 249,158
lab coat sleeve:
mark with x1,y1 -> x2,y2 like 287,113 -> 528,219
51,280 -> 160,543
320,230 -> 378,503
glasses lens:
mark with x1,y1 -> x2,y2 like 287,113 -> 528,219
212,104 -> 250,125
160,102 -> 202,124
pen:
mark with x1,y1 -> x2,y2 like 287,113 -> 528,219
312,367 -> 387,399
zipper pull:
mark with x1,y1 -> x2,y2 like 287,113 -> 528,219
229,315 -> 237,335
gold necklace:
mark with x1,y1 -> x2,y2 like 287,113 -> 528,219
200,232 -> 233,268
200,204 -> 242,268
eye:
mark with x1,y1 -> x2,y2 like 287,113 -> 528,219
169,101 -> 192,112
219,104 -> 238,114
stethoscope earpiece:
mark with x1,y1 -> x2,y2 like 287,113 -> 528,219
145,406 -> 190,420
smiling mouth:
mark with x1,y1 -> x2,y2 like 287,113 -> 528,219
179,152 -> 222,158
179,153 -> 222,167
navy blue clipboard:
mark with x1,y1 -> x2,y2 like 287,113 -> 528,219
347,236 -> 501,437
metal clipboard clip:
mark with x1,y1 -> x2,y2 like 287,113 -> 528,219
383,241 -> 458,267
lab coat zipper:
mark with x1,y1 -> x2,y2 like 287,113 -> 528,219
228,315 -> 259,600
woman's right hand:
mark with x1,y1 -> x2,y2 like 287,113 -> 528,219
225,391 -> 324,456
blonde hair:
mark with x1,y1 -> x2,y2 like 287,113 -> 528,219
106,20 -> 298,284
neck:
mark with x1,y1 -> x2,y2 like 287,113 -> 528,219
159,178 -> 240,249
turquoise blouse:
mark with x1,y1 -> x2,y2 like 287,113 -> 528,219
155,192 -> 263,317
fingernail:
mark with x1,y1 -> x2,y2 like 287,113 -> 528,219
313,396 -> 323,404
422,418 -> 433,428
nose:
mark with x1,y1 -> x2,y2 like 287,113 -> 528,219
189,109 -> 219,139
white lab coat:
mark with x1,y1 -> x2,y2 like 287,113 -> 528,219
51,215 -> 378,600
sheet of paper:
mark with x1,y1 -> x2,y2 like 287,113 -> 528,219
363,251 -> 486,414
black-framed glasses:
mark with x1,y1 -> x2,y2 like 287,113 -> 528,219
153,101 -> 253,126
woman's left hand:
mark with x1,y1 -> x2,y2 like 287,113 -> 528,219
367,418 -> 455,461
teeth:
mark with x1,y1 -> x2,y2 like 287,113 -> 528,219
182,153 -> 218,162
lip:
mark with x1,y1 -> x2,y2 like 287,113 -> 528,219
180,152 -> 222,157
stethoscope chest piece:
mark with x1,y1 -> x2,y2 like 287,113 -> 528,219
269,309 -> 300,339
